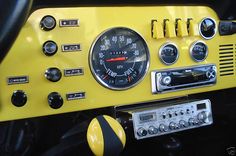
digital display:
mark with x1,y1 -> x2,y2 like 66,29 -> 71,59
139,112 -> 156,123
197,103 -> 206,110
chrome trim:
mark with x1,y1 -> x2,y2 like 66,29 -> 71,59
159,42 -> 179,65
61,44 -> 81,52
59,19 -> 79,27
7,76 -> 29,85
199,17 -> 217,40
189,40 -> 208,62
89,27 -> 150,90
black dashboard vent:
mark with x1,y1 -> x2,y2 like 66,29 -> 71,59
219,44 -> 234,76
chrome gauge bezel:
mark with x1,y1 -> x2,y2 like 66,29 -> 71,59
89,27 -> 150,90
159,42 -> 179,65
199,17 -> 217,40
190,40 -> 208,62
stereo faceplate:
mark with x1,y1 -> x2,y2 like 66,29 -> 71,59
132,99 -> 213,140
151,64 -> 217,93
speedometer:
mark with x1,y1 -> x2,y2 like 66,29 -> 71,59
90,27 -> 150,90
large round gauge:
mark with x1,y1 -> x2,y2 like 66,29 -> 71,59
90,27 -> 150,90
190,41 -> 208,62
159,43 -> 179,65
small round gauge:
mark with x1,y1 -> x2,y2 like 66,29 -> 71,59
90,27 -> 149,90
199,17 -> 217,40
159,43 -> 179,65
190,41 -> 208,62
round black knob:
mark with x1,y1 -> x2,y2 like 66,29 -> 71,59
11,90 -> 27,107
45,67 -> 62,82
40,15 -> 56,31
48,92 -> 63,109
43,41 -> 58,56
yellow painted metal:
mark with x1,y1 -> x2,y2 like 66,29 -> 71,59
0,6 -> 236,121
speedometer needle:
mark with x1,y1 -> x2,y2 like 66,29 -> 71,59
106,57 -> 127,62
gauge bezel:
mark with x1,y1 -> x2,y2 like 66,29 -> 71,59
190,40 -> 208,62
159,42 -> 179,65
89,27 -> 150,90
199,17 -> 217,40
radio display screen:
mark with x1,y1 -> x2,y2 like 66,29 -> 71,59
197,103 -> 206,110
139,112 -> 157,123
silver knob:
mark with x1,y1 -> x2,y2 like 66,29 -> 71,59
197,111 -> 207,123
161,76 -> 172,85
169,122 -> 176,130
159,124 -> 168,132
137,127 -> 147,137
179,120 -> 188,128
148,126 -> 158,135
188,118 -> 195,125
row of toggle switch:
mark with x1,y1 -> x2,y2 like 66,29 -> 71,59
137,111 -> 207,137
151,18 -> 199,39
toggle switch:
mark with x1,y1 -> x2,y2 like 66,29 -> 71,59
151,20 -> 164,39
187,18 -> 199,36
164,19 -> 176,38
176,19 -> 188,37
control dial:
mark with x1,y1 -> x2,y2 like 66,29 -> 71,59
11,90 -> 27,107
137,127 -> 147,137
48,92 -> 63,109
159,124 -> 168,132
45,67 -> 62,82
148,126 -> 158,135
43,41 -> 58,56
40,15 -> 56,31
197,111 -> 207,123
161,75 -> 172,85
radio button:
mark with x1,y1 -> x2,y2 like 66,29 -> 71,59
148,126 -> 158,135
137,128 -> 147,137
159,124 -> 168,132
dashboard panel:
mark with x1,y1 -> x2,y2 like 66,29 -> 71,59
0,6 -> 236,121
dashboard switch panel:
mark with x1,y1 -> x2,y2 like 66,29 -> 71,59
132,99 -> 213,140
151,64 -> 217,93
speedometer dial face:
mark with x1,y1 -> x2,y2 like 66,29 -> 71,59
90,27 -> 150,90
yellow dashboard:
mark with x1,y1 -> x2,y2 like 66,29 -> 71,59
0,6 -> 235,121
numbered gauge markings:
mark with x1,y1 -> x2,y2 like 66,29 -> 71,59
190,41 -> 208,62
159,43 -> 179,65
90,27 -> 150,90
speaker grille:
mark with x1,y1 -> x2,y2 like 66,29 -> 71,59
219,44 -> 235,76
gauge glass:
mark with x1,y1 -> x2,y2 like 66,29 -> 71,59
190,41 -> 208,62
159,43 -> 179,65
90,27 -> 149,90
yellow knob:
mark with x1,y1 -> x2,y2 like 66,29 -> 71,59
87,115 -> 126,156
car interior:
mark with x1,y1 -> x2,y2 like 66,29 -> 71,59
0,0 -> 236,155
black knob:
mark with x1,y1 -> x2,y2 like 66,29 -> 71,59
45,67 -> 62,82
40,15 -> 56,31
43,41 -> 58,56
48,92 -> 63,109
11,90 -> 27,107
199,17 -> 216,39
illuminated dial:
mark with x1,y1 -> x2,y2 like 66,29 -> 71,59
190,41 -> 208,62
90,27 -> 149,90
159,43 -> 179,65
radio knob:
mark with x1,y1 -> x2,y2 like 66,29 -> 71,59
148,126 -> 158,135
159,124 -> 168,132
188,118 -> 195,125
169,122 -> 176,130
137,127 -> 147,137
197,111 -> 207,123
161,76 -> 172,85
179,120 -> 188,128
48,92 -> 63,109
45,67 -> 62,82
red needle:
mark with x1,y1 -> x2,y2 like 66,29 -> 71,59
106,57 -> 127,62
